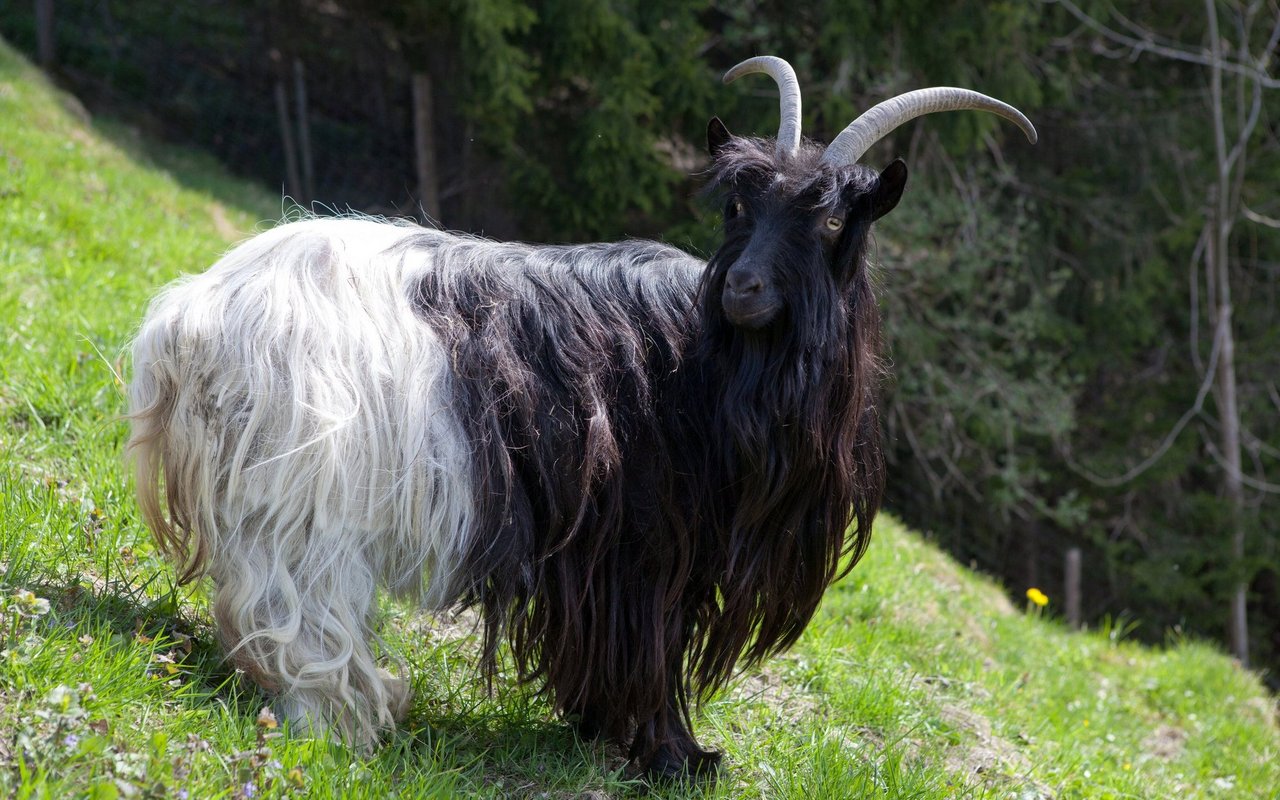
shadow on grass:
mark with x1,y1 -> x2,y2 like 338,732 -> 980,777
14,566 -> 265,712
394,711 -> 725,798
9,564 -> 704,797
385,639 -> 654,797
0,467 -> 714,798
89,115 -> 283,227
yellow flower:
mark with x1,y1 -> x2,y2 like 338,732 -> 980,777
1026,587 -> 1049,607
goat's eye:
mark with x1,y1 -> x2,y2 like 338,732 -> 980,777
825,216 -> 844,231
727,198 -> 745,218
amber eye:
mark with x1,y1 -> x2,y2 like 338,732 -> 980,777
825,216 -> 844,231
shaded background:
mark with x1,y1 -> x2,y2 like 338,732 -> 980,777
3,0 -> 1278,682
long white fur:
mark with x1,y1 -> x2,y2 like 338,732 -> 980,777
129,218 -> 474,746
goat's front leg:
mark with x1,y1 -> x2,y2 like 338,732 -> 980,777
630,696 -> 722,782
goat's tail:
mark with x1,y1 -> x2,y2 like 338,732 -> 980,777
127,279 -> 215,585
128,350 -> 198,582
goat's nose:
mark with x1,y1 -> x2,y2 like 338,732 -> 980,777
727,271 -> 764,295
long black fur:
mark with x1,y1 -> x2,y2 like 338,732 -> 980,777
409,136 -> 887,777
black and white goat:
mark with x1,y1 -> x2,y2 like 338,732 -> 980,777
128,56 -> 1035,779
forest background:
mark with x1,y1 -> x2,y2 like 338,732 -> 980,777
3,0 -> 1278,681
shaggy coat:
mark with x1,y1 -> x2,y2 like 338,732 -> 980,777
129,136 -> 893,776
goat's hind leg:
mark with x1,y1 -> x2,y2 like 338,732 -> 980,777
209,524 -> 407,751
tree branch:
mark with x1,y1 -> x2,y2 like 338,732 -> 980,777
1058,315 -> 1223,487
1201,433 -> 1280,493
1048,0 -> 1280,87
1241,203 -> 1280,227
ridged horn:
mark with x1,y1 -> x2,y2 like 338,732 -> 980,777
821,87 -> 1037,167
723,56 -> 802,158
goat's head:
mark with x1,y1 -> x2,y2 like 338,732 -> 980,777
704,56 -> 1037,334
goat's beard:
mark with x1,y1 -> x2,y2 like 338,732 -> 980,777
684,264 -> 884,697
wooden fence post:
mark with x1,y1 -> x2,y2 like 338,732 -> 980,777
1065,547 -> 1082,629
274,79 -> 303,203
35,0 -> 56,69
293,59 -> 315,202
411,71 -> 441,224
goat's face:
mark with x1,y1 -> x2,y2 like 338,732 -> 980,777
705,118 -> 907,332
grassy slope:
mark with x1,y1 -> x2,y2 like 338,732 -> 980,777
1,38 -> 1277,799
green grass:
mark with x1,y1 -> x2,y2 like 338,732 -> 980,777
2,36 -> 1278,799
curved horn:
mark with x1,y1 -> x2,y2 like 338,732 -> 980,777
821,87 -> 1037,167
723,56 -> 802,158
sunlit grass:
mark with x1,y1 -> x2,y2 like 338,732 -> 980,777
2,36 -> 1277,798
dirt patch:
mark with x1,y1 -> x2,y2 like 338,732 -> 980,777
891,594 -> 999,652
887,559 -> 1016,652
67,125 -> 98,150
1142,724 -> 1187,761
939,704 -> 1030,774
825,723 -> 884,753
1245,695 -> 1278,727
729,660 -> 819,726
936,704 -> 1055,797
58,91 -> 92,125
209,203 -> 241,241
411,606 -> 484,649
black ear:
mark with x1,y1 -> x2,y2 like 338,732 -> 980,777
871,158 -> 908,221
707,117 -> 733,157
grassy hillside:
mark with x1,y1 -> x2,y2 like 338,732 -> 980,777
2,38 -> 1277,799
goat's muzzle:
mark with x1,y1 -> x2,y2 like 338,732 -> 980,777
722,264 -> 781,329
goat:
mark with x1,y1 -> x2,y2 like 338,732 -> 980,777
128,56 -> 1035,779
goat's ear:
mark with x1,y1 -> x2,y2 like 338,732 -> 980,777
707,117 -> 733,157
871,158 -> 908,221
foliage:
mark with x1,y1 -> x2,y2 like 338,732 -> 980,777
877,170 -> 1084,554
1021,0 -> 1280,664
494,0 -> 715,239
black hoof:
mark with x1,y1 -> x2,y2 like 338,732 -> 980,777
643,742 -> 722,783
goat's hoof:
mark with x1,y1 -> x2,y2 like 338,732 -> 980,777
643,743 -> 722,783
378,669 -> 412,723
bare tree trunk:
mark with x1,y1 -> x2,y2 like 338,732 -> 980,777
35,0 -> 55,69
293,59 -> 315,203
412,72 -> 441,224
1205,0 -> 1248,667
274,79 -> 303,202
1024,521 -> 1040,593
